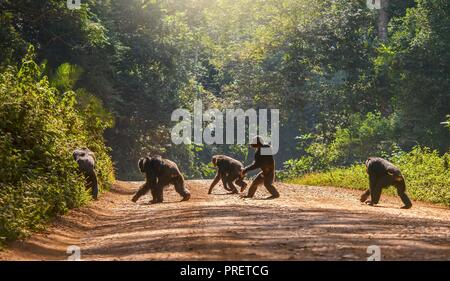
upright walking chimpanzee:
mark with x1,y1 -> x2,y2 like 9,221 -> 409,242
360,157 -> 412,209
132,155 -> 191,204
208,155 -> 247,194
73,147 -> 98,200
241,136 -> 280,199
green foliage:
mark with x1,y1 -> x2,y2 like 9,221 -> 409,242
443,115 -> 450,131
385,0 -> 450,151
324,112 -> 400,165
281,111 -> 401,180
289,164 -> 368,191
2,0 -> 448,180
290,147 -> 450,206
0,49 -> 114,242
278,157 -> 315,181
0,0 -> 448,208
50,63 -> 83,93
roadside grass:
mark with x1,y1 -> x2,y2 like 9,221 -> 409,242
287,148 -> 450,206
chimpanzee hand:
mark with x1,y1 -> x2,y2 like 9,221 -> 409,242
240,182 -> 248,193
360,193 -> 369,203
180,193 -> 190,201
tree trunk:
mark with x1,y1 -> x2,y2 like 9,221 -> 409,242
378,0 -> 389,42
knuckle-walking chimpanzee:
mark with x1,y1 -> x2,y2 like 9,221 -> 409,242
132,155 -> 191,204
208,155 -> 247,194
241,136 -> 280,199
360,157 -> 412,209
73,147 -> 98,200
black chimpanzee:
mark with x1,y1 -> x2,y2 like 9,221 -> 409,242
360,157 -> 412,209
208,155 -> 247,194
73,147 -> 98,200
241,136 -> 280,199
132,155 -> 191,204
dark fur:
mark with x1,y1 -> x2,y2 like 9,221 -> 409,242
73,147 -> 98,200
132,155 -> 190,203
360,157 -> 412,209
242,136 -> 279,199
208,155 -> 247,194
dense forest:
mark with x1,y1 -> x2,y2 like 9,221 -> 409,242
1,0 -> 449,241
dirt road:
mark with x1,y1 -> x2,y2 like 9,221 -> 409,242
1,180 -> 449,261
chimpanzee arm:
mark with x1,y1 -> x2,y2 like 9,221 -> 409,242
208,172 -> 221,194
138,158 -> 145,173
221,175 -> 233,191
146,168 -> 158,190
132,182 -> 151,202
217,166 -> 233,191
243,161 -> 260,174
132,171 -> 157,203
366,174 -> 378,205
360,189 -> 370,203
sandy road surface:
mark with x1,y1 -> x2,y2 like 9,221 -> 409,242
1,180 -> 449,260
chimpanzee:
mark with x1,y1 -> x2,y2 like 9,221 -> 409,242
360,157 -> 412,209
132,155 -> 191,204
73,147 -> 98,200
208,155 -> 248,194
241,136 -> 280,199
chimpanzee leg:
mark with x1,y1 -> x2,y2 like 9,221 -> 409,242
221,176 -> 232,192
226,168 -> 241,194
244,172 -> 264,198
172,175 -> 191,201
263,170 -> 279,198
132,182 -> 151,202
225,174 -> 239,194
396,182 -> 412,209
369,186 -> 382,205
360,189 -> 370,203
230,167 -> 247,192
366,174 -> 379,206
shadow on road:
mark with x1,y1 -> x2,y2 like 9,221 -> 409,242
3,181 -> 450,261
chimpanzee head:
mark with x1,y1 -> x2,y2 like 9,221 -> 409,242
73,148 -> 86,161
73,147 -> 95,161
211,155 -> 218,167
138,156 -> 151,173
250,136 -> 265,149
138,155 -> 163,174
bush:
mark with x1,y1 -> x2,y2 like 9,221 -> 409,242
277,157 -> 315,181
288,147 -> 450,206
281,112 -> 403,181
0,48 -> 114,244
